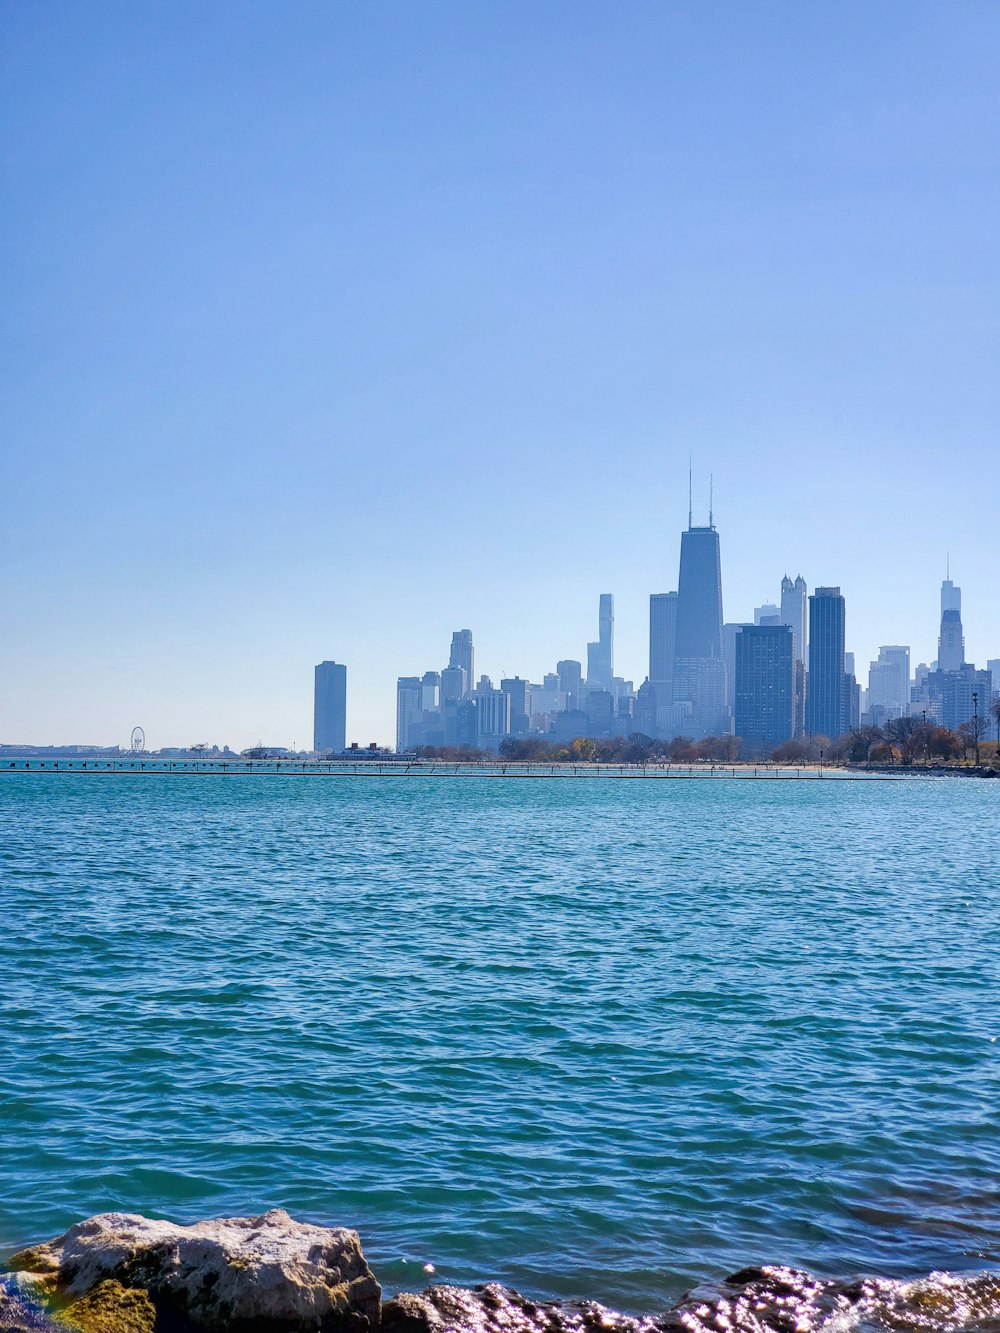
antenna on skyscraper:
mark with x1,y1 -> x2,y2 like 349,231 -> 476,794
688,457 -> 693,530
709,473 -> 714,529
946,552 -> 950,579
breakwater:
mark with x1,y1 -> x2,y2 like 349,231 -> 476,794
2,756 -> 889,779
4,1210 -> 1000,1333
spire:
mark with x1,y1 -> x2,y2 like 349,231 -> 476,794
709,473 -> 714,529
688,457 -> 693,531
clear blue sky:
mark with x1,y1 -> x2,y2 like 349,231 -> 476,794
3,1 -> 998,749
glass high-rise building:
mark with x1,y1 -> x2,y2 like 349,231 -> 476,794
649,592 -> 677,686
672,518 -> 729,737
587,594 -> 614,688
674,526 -> 723,661
314,660 -> 347,754
734,625 -> 795,755
806,587 -> 847,741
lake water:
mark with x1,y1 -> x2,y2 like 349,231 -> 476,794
2,773 -> 998,1314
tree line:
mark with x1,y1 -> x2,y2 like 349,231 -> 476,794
411,700 -> 1000,767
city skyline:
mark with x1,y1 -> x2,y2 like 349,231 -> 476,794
2,495 -> 997,752
3,4 -> 1000,748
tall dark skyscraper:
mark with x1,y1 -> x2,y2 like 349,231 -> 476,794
674,526 -> 724,661
671,510 -> 729,738
587,594 -> 614,688
806,586 -> 847,741
314,660 -> 347,753
735,625 -> 795,755
449,629 -> 474,693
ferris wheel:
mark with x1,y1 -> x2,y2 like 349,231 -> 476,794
130,726 -> 146,755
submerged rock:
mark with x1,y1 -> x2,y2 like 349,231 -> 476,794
381,1284 -> 661,1333
382,1267 -> 1000,1333
8,1209 -> 380,1333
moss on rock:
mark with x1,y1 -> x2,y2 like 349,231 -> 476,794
60,1282 -> 155,1333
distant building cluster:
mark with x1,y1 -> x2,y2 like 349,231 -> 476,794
380,513 -> 998,758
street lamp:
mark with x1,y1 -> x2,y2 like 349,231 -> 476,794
973,691 -> 980,767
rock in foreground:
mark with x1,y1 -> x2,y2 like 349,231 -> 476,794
8,1209 -> 380,1333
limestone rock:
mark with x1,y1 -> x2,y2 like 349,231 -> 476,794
8,1209 -> 380,1333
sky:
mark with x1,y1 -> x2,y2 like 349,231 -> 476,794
2,1 -> 999,749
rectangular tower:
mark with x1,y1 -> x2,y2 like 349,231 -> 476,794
649,592 -> 677,686
587,594 -> 614,688
395,676 -> 423,753
734,625 -> 794,756
314,660 -> 347,754
780,575 -> 807,663
806,587 -> 847,741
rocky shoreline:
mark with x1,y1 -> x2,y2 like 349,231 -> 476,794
3,1210 -> 999,1333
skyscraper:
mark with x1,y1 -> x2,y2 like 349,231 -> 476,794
674,526 -> 723,661
649,592 -> 677,687
395,676 -> 423,752
780,575 -> 807,662
314,660 -> 347,753
500,677 -> 530,735
449,630 -> 475,694
672,514 -> 729,737
938,610 -> 965,672
867,646 -> 910,719
806,587 -> 847,741
556,659 -> 583,709
734,625 -> 795,755
587,594 -> 614,688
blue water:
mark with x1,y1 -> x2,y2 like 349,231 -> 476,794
1,774 -> 998,1310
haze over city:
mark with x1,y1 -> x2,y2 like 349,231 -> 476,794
3,2 -> 999,750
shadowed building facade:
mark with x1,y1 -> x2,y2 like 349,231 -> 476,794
734,625 -> 795,756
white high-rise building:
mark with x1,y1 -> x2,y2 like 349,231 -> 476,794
780,575 -> 807,663
867,646 -> 910,718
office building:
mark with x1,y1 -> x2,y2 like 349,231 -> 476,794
556,659 -> 583,710
649,592 -> 677,687
672,514 -> 730,737
587,594 -> 614,689
867,647 -> 910,719
723,622 -> 752,713
938,609 -> 965,672
395,676 -> 423,752
314,660 -> 347,754
780,575 -> 808,662
501,677 -> 530,735
754,602 -> 781,626
806,586 -> 847,740
675,525 -> 724,661
734,625 -> 795,755
585,689 -> 614,737
844,652 -> 861,731
449,630 -> 475,693
476,689 -> 511,753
